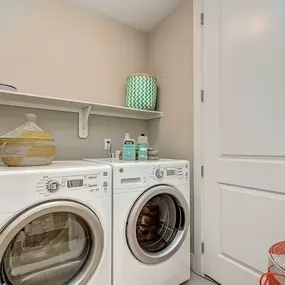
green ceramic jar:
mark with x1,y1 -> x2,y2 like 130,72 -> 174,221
126,73 -> 157,111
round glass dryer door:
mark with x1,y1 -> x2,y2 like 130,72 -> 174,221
126,185 -> 190,264
0,200 -> 104,285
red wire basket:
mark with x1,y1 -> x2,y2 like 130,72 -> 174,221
260,242 -> 285,285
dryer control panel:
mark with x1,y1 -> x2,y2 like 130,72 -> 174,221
36,171 -> 110,198
150,164 -> 189,182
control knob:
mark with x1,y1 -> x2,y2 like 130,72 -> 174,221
47,180 -> 60,193
155,169 -> 164,179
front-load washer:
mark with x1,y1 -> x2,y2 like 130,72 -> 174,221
85,158 -> 191,285
0,161 -> 112,285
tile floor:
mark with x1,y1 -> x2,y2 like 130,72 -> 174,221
182,273 -> 214,285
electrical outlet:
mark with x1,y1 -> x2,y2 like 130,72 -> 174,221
104,138 -> 111,150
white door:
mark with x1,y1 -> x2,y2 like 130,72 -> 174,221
203,0 -> 285,284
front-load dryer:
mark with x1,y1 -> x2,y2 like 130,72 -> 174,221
0,161 -> 112,285
85,158 -> 191,285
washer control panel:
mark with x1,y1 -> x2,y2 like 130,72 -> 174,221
36,172 -> 109,197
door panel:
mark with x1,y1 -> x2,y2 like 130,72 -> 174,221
203,0 -> 285,284
221,185 -> 285,273
219,0 -> 285,156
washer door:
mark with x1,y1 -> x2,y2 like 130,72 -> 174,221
0,200 -> 104,285
126,185 -> 190,264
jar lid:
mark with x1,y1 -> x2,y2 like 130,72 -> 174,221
2,113 -> 54,141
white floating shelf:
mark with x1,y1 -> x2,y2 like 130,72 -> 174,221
0,90 -> 162,138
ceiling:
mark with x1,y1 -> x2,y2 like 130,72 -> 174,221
74,0 -> 183,32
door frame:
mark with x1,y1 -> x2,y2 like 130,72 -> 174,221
193,0 -> 204,275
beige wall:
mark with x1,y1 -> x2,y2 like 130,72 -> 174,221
0,0 -> 148,159
0,106 -> 148,160
148,0 -> 193,163
0,0 -> 147,106
147,0 -> 194,251
0,0 -> 193,166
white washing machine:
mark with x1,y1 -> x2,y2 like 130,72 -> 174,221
0,161 -> 112,285
85,159 -> 191,285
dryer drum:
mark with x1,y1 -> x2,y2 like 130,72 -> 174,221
136,194 -> 183,253
0,200 -> 104,285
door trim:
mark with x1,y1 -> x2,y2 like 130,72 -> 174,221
126,185 -> 190,265
193,0 -> 204,275
0,199 -> 104,285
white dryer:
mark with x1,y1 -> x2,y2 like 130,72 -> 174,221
0,161 -> 112,285
85,159 -> 191,285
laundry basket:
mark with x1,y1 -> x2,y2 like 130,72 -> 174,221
260,241 -> 285,285
126,73 -> 157,111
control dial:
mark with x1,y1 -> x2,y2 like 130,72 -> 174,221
155,169 -> 164,179
47,180 -> 60,193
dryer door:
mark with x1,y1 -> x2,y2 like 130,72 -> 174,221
126,185 -> 190,264
0,200 -> 104,285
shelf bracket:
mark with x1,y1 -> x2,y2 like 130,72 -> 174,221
79,105 -> 92,139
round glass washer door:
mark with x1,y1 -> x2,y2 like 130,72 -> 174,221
126,185 -> 190,264
0,200 -> 104,285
